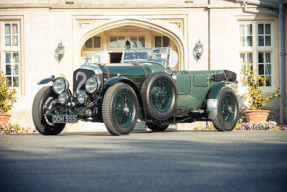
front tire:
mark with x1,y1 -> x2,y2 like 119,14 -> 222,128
32,86 -> 65,135
212,87 -> 239,131
102,83 -> 139,136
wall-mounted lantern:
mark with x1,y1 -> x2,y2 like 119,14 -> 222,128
125,40 -> 131,49
54,41 -> 65,63
195,40 -> 204,59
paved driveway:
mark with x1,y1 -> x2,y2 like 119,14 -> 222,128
0,130 -> 287,192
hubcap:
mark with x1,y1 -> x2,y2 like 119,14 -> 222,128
151,80 -> 173,112
220,94 -> 235,124
114,92 -> 134,128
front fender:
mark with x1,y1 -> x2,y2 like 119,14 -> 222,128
37,76 -> 55,85
205,82 -> 226,119
103,76 -> 144,118
103,76 -> 137,90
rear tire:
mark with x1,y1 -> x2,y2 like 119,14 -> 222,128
102,83 -> 138,136
212,87 -> 239,131
146,122 -> 169,132
32,86 -> 65,135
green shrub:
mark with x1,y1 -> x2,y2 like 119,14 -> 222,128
0,71 -> 18,114
241,63 -> 280,110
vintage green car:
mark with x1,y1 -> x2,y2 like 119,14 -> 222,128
32,47 -> 239,135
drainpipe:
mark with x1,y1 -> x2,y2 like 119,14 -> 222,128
242,0 -> 286,124
279,4 -> 285,124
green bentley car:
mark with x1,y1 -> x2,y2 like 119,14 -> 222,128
32,47 -> 239,135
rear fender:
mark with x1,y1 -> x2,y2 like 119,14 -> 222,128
205,82 -> 226,119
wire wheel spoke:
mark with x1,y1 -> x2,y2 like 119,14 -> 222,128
151,80 -> 173,112
114,92 -> 134,128
221,94 -> 235,123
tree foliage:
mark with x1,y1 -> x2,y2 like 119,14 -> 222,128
241,63 -> 279,110
0,71 -> 17,114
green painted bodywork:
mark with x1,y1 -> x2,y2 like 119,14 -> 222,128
102,63 -> 168,89
174,70 -> 226,117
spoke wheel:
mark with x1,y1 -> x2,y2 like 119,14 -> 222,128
102,83 -> 138,136
141,72 -> 178,121
32,86 -> 65,135
151,80 -> 173,113
220,94 -> 236,124
212,87 -> 239,131
114,93 -> 134,128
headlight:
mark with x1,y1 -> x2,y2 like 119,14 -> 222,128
77,93 -> 87,104
85,76 -> 100,94
53,77 -> 69,95
58,93 -> 69,105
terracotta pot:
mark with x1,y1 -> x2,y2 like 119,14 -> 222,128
244,110 -> 270,122
0,114 -> 11,125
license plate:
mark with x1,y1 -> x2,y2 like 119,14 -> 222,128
52,115 -> 78,124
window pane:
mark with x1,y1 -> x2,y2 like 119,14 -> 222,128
242,64 -> 246,73
5,24 -> 10,34
155,36 -> 161,47
130,36 -> 137,48
6,65 -> 11,75
247,24 -> 252,35
240,24 -> 245,35
138,36 -> 145,48
258,36 -> 264,46
265,53 -> 271,63
85,38 -> 92,48
118,36 -> 125,48
258,53 -> 264,63
13,53 -> 19,63
13,65 -> 19,75
265,24 -> 270,34
240,53 -> 246,63
5,53 -> 11,63
163,36 -> 169,47
266,76 -> 271,86
110,36 -> 117,48
265,64 -> 271,75
259,64 -> 264,75
247,53 -> 253,63
12,36 -> 18,46
7,77 -> 12,87
13,77 -> 19,87
247,36 -> 252,46
265,36 -> 271,46
94,36 -> 101,48
240,37 -> 245,46
5,36 -> 11,46
258,24 -> 264,34
12,24 -> 18,34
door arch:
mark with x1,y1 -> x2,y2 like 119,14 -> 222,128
75,18 -> 185,70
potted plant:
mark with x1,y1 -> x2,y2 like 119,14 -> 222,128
241,63 -> 280,122
0,71 -> 17,124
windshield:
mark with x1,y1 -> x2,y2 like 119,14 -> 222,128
121,47 -> 169,68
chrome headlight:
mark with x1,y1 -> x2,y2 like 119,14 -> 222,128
77,93 -> 87,104
53,77 -> 69,95
58,93 -> 69,105
85,76 -> 100,94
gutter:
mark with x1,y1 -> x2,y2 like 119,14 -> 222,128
242,0 -> 286,124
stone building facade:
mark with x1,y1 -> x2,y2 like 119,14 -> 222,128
0,0 -> 286,131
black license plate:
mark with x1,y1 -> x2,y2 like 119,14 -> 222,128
52,115 -> 78,124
